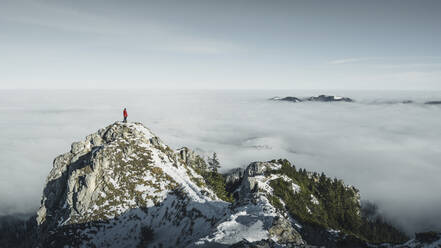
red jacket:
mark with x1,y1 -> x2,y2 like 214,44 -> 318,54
123,109 -> 128,117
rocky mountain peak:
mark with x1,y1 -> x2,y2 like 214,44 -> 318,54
35,122 -> 227,247
34,122 -> 306,247
37,122 -> 161,224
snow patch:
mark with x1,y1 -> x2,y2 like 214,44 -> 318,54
311,194 -> 319,205
198,209 -> 270,245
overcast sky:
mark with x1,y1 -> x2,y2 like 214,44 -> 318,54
1,0 -> 440,89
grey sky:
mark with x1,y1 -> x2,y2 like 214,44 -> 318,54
1,0 -> 440,89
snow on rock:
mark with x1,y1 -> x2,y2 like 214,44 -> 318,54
311,194 -> 319,205
198,209 -> 269,245
197,161 -> 304,246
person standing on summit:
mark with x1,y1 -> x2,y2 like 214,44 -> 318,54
123,108 -> 128,123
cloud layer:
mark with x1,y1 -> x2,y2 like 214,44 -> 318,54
0,89 -> 440,235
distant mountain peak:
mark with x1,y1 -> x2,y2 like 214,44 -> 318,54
271,95 -> 354,103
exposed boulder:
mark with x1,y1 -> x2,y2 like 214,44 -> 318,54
269,216 -> 303,244
176,146 -> 197,164
225,168 -> 244,185
224,168 -> 244,197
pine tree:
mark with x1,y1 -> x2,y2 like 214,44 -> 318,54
208,152 -> 220,172
195,156 -> 207,171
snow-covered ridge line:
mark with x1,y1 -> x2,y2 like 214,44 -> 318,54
33,122 -> 310,247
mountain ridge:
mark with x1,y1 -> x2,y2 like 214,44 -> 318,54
1,121 -> 439,248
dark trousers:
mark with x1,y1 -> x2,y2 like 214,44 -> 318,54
123,117 -> 127,123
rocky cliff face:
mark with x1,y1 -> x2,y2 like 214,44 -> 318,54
36,122 -> 230,247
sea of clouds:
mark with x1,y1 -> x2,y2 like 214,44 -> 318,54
0,89 -> 440,235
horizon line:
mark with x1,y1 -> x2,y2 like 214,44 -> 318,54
1,88 -> 441,92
